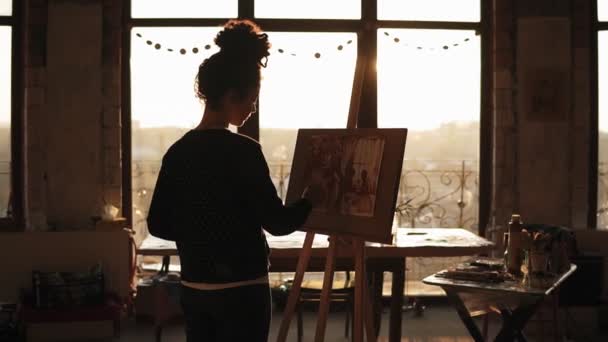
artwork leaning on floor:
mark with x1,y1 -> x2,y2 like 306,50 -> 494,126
286,128 -> 407,243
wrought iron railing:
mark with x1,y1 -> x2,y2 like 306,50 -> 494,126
132,160 -> 480,235
131,159 -> 608,237
599,161 -> 608,229
268,159 -> 480,232
0,161 -> 10,217
132,159 -> 608,286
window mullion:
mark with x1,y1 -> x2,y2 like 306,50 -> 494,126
239,0 -> 254,19
357,0 -> 378,128
236,0 -> 258,140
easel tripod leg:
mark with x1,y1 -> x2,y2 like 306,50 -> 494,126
276,232 -> 315,342
314,236 -> 338,342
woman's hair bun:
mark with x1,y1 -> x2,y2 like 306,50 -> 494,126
215,19 -> 271,66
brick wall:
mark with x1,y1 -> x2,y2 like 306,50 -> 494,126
24,0 -> 48,230
23,0 -> 122,231
492,0 -> 593,229
493,0 -> 518,226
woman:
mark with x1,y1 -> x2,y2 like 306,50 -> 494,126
147,19 -> 312,342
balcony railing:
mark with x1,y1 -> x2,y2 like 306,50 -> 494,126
268,159 -> 480,232
132,159 -> 608,288
132,160 -> 480,235
131,159 -> 608,237
599,161 -> 608,229
0,161 -> 10,217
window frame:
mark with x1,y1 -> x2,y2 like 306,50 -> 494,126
592,1 -> 608,228
122,0 -> 493,235
0,0 -> 24,230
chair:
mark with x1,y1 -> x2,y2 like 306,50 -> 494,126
136,256 -> 182,342
290,272 -> 355,342
152,273 -> 182,342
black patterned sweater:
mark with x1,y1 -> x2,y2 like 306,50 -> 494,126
147,129 -> 312,284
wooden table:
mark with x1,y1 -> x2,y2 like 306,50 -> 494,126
138,228 -> 493,342
423,264 -> 577,342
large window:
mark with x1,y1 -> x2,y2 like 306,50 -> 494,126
0,0 -> 13,220
598,0 -> 608,228
127,1 -> 487,256
374,2 -> 483,289
378,28 -> 480,229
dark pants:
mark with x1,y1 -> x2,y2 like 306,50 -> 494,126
180,283 -> 272,342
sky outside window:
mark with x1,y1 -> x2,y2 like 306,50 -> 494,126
378,0 -> 479,22
378,29 -> 480,131
0,0 -> 11,16
132,0 -> 237,18
599,0 -> 608,21
258,32 -> 357,162
255,0 -> 360,19
130,27 -> 220,129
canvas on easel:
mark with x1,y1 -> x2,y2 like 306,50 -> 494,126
286,128 -> 407,244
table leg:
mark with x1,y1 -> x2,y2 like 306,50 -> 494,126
160,255 -> 170,274
366,265 -> 384,337
495,298 -> 543,342
389,258 -> 405,342
444,290 -> 486,342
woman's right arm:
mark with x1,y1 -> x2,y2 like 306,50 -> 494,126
242,145 -> 312,236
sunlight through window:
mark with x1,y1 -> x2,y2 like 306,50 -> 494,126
132,0 -> 237,18
130,27 -> 222,234
599,0 -> 608,21
260,32 -> 357,131
255,0 -> 360,19
0,0 -> 11,15
378,28 -> 480,230
378,29 -> 480,154
258,32 -> 357,198
378,0 -> 479,22
0,26 -> 11,216
131,27 -> 221,131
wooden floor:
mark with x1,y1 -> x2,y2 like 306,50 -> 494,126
118,304 -> 484,342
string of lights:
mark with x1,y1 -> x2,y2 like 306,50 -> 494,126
134,30 -> 476,58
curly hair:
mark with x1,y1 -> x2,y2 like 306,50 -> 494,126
195,20 -> 271,109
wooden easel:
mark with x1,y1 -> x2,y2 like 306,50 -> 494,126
276,58 -> 377,342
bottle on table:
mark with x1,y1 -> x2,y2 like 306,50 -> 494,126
506,214 -> 523,275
